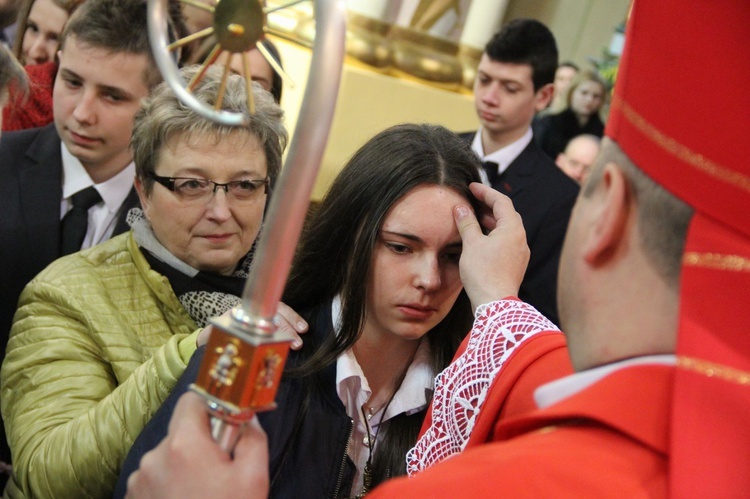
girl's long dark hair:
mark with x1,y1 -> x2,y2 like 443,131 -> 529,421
283,123 -> 482,487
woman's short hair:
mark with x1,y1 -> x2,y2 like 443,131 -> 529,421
584,138 -> 693,288
131,64 -> 287,192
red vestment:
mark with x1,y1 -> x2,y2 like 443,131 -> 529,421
372,364 -> 671,498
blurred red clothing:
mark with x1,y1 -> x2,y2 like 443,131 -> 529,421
2,61 -> 57,132
372,364 -> 671,498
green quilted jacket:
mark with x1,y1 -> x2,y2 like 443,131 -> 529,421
1,232 -> 200,498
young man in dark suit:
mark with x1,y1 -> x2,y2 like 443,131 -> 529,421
0,0 -> 168,482
461,19 -> 579,326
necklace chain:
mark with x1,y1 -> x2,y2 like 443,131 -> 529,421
356,343 -> 420,498
357,382 -> 403,497
359,397 -> 392,498
362,401 -> 382,420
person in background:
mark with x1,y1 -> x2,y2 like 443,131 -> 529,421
540,60 -> 578,116
555,134 -> 600,184
119,124 -> 571,499
2,0 -> 189,133
176,0 -> 213,65
533,69 -> 607,160
178,0 -> 284,105
0,43 -> 26,135
460,18 -> 579,326
171,0 -> 284,104
212,38 -> 284,104
0,0 -> 83,131
12,0 -> 80,65
1,63 -> 305,499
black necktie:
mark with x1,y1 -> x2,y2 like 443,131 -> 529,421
60,186 -> 102,255
482,161 -> 499,186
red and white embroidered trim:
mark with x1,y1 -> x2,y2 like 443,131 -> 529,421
406,300 -> 558,475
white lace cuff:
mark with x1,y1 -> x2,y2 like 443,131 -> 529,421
406,299 -> 558,475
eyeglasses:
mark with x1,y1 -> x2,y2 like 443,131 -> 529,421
148,173 -> 269,203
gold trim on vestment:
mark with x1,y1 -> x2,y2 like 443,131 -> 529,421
612,97 -> 750,194
677,356 -> 750,386
683,252 -> 750,272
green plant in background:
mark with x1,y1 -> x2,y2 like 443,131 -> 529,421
588,21 -> 624,95
594,49 -> 619,91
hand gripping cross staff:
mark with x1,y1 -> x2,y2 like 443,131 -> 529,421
147,0 -> 347,452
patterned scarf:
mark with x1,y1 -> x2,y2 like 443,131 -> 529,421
127,208 -> 255,328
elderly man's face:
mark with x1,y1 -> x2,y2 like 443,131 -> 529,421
556,136 -> 600,183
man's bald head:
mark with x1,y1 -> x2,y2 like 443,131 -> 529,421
555,134 -> 600,183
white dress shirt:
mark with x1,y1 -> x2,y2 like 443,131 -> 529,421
471,127 -> 533,185
534,354 -> 677,409
61,143 -> 136,250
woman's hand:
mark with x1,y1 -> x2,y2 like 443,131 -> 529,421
196,302 -> 308,349
454,183 -> 530,310
276,301 -> 309,350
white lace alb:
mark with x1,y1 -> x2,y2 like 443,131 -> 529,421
406,299 -> 558,475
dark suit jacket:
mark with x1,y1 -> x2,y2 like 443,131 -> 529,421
460,131 -> 579,326
0,123 -> 140,474
532,108 -> 605,160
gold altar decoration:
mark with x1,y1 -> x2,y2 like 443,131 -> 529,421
346,11 -> 392,70
264,0 -> 501,92
457,44 -> 482,90
388,24 -> 463,90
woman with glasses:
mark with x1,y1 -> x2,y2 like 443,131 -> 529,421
118,123 -> 572,499
0,65 -> 307,499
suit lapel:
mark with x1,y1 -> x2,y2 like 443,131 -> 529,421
18,125 -> 141,249
495,141 -> 537,199
19,125 -> 64,263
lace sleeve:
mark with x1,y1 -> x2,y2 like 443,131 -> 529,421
406,299 -> 559,475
